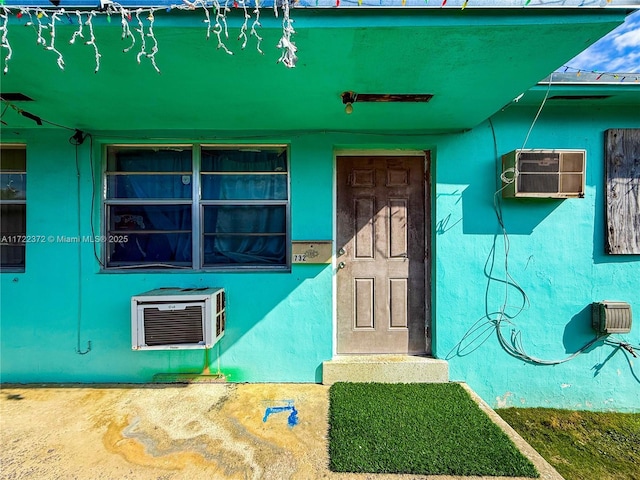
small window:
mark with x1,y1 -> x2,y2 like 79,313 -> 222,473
105,146 -> 193,268
0,145 -> 27,272
104,145 -> 290,270
201,147 -> 288,267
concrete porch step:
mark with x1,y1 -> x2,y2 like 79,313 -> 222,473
322,355 -> 449,385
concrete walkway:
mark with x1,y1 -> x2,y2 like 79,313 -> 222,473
0,383 -> 563,480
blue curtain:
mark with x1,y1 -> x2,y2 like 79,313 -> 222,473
201,149 -> 287,266
106,147 -> 288,267
108,149 -> 192,265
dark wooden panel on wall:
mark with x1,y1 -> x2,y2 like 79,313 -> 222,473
605,129 -> 640,254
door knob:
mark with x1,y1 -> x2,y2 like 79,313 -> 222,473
338,261 -> 346,269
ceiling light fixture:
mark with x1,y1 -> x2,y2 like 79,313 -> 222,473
341,91 -> 356,115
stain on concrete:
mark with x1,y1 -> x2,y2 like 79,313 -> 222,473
1,383 -> 562,480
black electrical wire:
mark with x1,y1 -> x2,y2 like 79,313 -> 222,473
74,141 -> 91,355
486,108 -> 608,366
604,340 -> 640,383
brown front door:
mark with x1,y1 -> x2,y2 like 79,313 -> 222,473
336,155 -> 429,355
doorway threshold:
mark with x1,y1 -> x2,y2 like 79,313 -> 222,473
322,355 -> 448,385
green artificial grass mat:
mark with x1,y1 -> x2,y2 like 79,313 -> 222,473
328,382 -> 539,477
497,408 -> 640,480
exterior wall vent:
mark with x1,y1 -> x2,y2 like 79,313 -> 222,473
131,287 -> 225,350
502,149 -> 586,198
592,301 -> 632,334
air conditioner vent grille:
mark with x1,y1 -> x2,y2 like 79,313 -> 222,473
143,306 -> 204,346
502,149 -> 586,198
592,301 -> 632,334
131,287 -> 225,350
217,311 -> 226,337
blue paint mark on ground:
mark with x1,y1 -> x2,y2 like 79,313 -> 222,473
263,402 -> 298,428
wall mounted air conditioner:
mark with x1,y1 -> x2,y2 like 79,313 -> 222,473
502,149 -> 586,198
131,287 -> 225,350
592,301 -> 632,334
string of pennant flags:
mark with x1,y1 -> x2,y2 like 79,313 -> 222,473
555,65 -> 640,82
0,0 -> 622,7
328,0 -> 614,7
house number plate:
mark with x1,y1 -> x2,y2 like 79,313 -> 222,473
291,241 -> 332,264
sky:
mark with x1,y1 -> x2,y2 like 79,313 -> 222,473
563,9 -> 640,74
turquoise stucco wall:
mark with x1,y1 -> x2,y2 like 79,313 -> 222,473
0,131 -> 335,383
436,104 -> 640,412
1,103 -> 639,410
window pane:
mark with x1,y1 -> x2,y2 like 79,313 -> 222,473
0,204 -> 26,234
108,233 -> 192,266
202,205 -> 286,266
201,148 -> 287,173
0,204 -> 26,270
0,147 -> 26,171
108,205 -> 192,265
0,245 -> 25,268
107,147 -> 191,173
0,173 -> 26,200
203,235 -> 286,266
107,174 -> 191,199
201,174 -> 287,200
203,205 -> 286,234
109,205 -> 192,232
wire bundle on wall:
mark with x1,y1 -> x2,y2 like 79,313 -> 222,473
482,86 -> 639,379
489,113 -> 608,367
0,0 -> 297,74
486,161 -> 636,370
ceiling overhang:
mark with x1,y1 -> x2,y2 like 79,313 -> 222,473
0,6 -> 632,133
